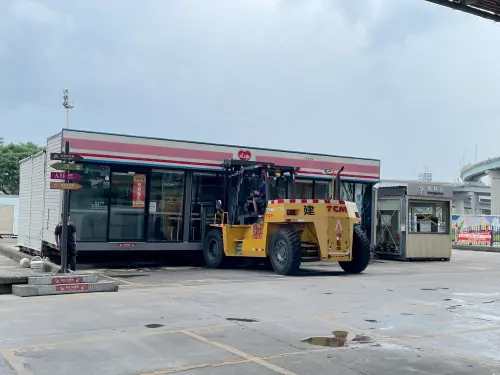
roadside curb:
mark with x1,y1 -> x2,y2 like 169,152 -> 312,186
0,243 -> 60,272
453,245 -> 500,253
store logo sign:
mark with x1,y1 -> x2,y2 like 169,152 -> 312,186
238,150 -> 252,161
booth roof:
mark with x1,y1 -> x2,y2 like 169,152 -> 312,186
378,180 -> 454,188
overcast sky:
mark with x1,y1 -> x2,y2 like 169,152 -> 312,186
1,0 -> 499,181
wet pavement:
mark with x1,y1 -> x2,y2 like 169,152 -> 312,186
0,249 -> 499,374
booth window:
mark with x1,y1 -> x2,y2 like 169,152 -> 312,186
408,200 -> 450,234
147,170 -> 185,242
69,164 -> 110,242
190,172 -> 223,241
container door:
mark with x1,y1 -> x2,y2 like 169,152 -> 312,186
108,170 -> 147,242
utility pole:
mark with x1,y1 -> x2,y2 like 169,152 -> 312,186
62,89 -> 74,128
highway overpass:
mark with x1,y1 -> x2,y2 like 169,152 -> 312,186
460,157 -> 500,214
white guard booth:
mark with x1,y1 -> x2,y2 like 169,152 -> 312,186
372,180 -> 453,261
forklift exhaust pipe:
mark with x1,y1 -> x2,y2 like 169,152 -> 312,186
333,166 -> 344,201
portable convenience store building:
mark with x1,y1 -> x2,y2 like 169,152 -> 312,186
18,129 -> 381,254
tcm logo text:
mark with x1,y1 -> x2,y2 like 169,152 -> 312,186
327,205 -> 347,213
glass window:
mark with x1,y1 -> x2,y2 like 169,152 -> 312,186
354,183 -> 366,212
190,172 -> 224,241
109,171 -> 147,241
314,180 -> 330,199
340,182 -> 354,202
148,170 -> 185,242
295,180 -> 313,199
269,175 -> 288,200
69,164 -> 110,241
408,200 -> 450,234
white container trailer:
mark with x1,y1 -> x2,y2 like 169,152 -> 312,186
18,133 -> 63,255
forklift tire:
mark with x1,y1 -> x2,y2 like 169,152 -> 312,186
203,229 -> 229,269
269,228 -> 302,276
339,226 -> 370,274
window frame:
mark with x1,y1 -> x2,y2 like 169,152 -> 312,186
408,199 -> 451,235
147,168 -> 187,243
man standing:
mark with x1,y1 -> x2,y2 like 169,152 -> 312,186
54,214 -> 77,271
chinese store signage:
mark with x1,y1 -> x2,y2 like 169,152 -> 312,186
132,174 -> 146,208
406,182 -> 453,199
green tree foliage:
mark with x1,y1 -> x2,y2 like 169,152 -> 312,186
0,142 -> 45,195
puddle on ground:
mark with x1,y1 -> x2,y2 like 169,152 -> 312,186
365,319 -> 380,324
144,324 -> 164,329
400,313 -> 413,316
323,293 -> 333,295
301,331 -> 373,348
226,318 -> 259,323
443,298 -> 452,301
420,287 -> 449,291
482,300 -> 499,304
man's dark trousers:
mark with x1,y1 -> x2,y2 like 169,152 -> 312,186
67,246 -> 77,271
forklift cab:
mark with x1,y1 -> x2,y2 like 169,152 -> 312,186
221,160 -> 298,225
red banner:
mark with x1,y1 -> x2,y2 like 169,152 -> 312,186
56,284 -> 89,292
132,174 -> 146,208
52,276 -> 83,285
457,230 -> 491,245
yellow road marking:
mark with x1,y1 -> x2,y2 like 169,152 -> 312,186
70,294 -> 89,299
140,358 -> 251,375
140,347 -> 335,375
0,349 -> 34,375
181,330 -> 299,375
9,323 -> 238,352
1,304 -> 449,353
99,274 -> 149,287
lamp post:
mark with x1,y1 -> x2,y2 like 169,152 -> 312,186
62,88 -> 74,128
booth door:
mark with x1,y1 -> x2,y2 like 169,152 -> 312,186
108,170 -> 147,242
375,198 -> 402,255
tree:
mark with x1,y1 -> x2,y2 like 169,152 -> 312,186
0,142 -> 45,195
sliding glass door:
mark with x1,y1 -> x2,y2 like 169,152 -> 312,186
108,170 -> 147,242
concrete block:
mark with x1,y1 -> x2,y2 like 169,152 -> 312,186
0,275 -> 29,284
12,281 -> 119,297
28,273 -> 99,285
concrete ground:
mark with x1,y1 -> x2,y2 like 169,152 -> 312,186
0,250 -> 499,375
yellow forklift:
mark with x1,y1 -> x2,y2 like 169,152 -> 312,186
200,160 -> 371,276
